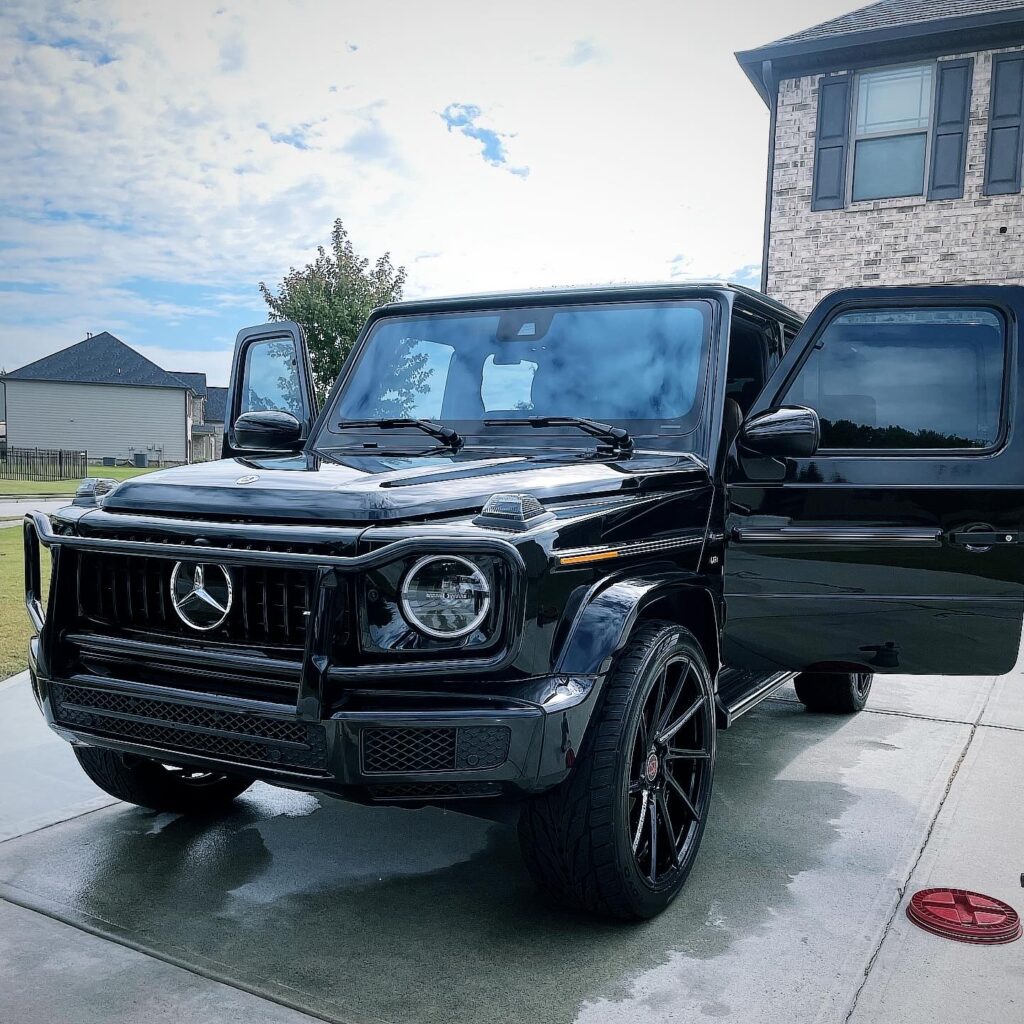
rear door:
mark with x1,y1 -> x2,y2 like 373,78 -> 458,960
222,322 -> 318,458
723,286 -> 1024,675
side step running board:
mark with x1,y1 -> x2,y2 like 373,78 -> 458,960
716,672 -> 795,728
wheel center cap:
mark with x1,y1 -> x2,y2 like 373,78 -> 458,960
644,751 -> 660,783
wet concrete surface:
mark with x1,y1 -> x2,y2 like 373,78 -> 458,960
5,670 -> 1015,1024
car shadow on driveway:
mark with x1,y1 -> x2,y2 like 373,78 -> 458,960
0,701 -> 917,1024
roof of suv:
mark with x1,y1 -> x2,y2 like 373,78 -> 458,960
375,281 -> 802,326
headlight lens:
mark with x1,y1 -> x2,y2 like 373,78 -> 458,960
400,555 -> 491,639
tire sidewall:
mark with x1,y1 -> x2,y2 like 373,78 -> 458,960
610,626 -> 716,916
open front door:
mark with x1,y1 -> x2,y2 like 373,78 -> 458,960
222,321 -> 318,459
724,286 -> 1024,676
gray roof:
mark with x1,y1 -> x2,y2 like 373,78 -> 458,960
205,386 -> 228,424
171,371 -> 207,397
776,0 -> 1024,44
736,0 -> 1024,103
4,332 -> 190,390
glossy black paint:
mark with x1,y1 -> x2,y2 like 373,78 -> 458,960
739,406 -> 820,459
23,282 -> 1024,810
724,285 -> 1024,676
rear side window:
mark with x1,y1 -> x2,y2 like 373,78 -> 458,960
784,307 -> 1005,451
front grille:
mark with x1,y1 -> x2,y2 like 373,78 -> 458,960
77,551 -> 318,649
51,682 -> 327,772
362,725 -> 510,774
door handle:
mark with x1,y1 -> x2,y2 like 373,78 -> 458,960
951,530 -> 1020,548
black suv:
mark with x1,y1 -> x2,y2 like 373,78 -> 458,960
25,283 -> 1024,919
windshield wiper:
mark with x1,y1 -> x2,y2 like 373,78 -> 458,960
483,416 -> 634,454
336,418 -> 464,451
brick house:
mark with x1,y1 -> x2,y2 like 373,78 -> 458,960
736,0 -> 1024,313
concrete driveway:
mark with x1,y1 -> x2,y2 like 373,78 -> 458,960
1,668 -> 1021,1024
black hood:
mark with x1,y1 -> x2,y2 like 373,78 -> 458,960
101,451 -> 708,524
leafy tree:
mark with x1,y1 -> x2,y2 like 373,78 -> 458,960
259,219 -> 407,401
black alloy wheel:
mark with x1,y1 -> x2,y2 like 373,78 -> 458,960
518,621 -> 716,919
626,651 -> 714,888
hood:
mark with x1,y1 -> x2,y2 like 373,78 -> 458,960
101,451 -> 708,524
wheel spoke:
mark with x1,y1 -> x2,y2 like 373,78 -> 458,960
665,747 -> 709,761
650,668 -> 668,740
665,768 -> 702,822
648,791 -> 659,883
656,660 -> 690,735
657,694 -> 706,745
656,791 -> 680,867
632,789 -> 649,853
629,778 -> 644,795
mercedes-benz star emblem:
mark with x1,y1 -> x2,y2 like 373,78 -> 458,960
170,562 -> 233,631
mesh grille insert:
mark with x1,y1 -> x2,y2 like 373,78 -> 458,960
362,725 -> 510,774
52,683 -> 326,771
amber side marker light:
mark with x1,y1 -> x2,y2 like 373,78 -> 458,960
558,550 -> 620,566
906,888 -> 1021,944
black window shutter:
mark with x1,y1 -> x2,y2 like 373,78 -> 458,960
928,58 -> 974,201
811,75 -> 852,211
984,52 -> 1024,196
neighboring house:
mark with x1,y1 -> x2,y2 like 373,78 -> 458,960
171,370 -> 219,463
204,385 -> 229,458
737,0 -> 1024,313
3,332 -> 205,465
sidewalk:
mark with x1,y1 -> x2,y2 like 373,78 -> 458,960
0,667 -> 1020,1024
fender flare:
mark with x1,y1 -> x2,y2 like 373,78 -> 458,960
554,573 -> 719,677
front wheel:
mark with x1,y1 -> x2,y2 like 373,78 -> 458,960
74,745 -> 253,814
518,621 -> 716,919
793,671 -> 873,714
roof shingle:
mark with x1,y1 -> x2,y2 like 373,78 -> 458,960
4,332 -> 190,390
204,386 -> 229,424
776,0 -> 1024,44
170,371 -> 208,397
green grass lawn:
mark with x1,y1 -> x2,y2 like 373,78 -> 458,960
0,525 -> 51,679
0,465 -> 157,497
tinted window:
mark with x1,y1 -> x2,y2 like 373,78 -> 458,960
786,308 -> 1004,450
331,301 -> 711,434
241,338 -> 303,417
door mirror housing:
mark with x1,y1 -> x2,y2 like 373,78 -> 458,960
233,410 -> 303,452
740,406 -> 820,459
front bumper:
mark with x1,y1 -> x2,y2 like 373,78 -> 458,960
27,640 -> 599,805
25,508 -> 606,801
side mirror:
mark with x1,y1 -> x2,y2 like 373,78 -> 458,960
740,406 -> 820,459
233,410 -> 303,452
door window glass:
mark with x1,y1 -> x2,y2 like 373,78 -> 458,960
241,338 -> 304,417
785,308 -> 1005,450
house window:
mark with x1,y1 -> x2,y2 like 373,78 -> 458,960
851,64 -> 934,201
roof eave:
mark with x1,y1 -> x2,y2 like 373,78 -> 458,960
736,8 -> 1024,104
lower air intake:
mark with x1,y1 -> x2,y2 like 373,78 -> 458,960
361,725 -> 510,774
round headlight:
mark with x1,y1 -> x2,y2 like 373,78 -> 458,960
400,555 -> 491,639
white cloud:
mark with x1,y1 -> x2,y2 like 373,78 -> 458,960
0,0 -> 856,375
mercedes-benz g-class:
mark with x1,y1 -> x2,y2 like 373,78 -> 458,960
24,283 -> 1024,918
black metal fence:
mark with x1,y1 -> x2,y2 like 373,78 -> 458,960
0,447 -> 89,482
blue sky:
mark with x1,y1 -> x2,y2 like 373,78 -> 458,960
0,0 -> 854,385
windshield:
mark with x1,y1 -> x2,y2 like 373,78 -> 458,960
325,300 -> 712,447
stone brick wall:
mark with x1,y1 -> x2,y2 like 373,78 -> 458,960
767,46 -> 1024,315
